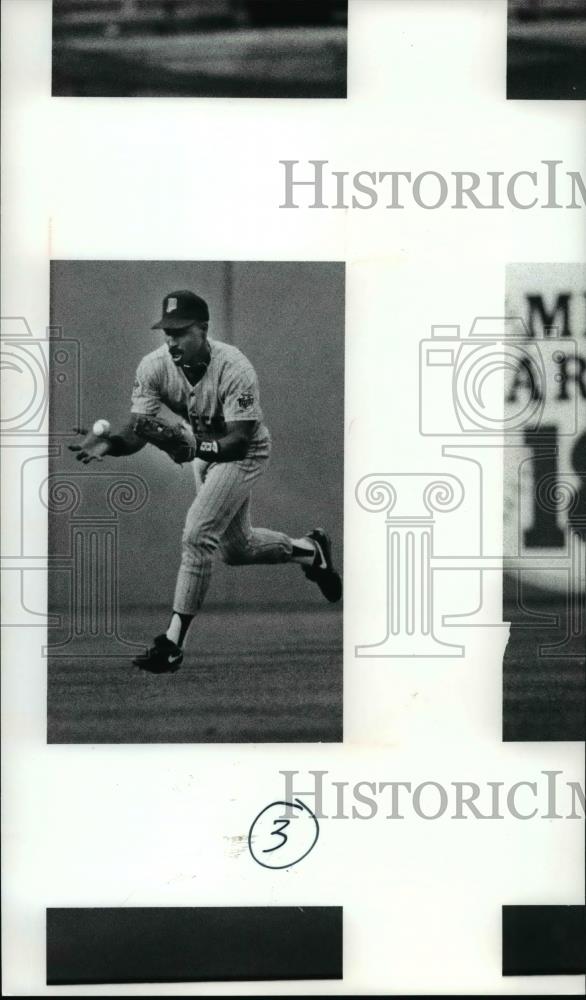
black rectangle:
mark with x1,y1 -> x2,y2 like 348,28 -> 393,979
507,0 -> 586,100
503,905 -> 586,976
52,0 -> 348,99
47,906 -> 343,985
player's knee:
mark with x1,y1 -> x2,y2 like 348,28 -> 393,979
220,540 -> 251,566
181,524 -> 219,559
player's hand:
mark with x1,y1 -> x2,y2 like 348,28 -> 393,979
68,426 -> 111,464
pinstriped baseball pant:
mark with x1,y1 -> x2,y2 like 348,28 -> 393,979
173,449 -> 293,615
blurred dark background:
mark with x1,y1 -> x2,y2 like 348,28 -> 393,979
508,0 -> 586,98
52,0 -> 348,97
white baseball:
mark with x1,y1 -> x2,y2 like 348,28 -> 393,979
92,419 -> 111,437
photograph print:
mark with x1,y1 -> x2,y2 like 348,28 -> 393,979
47,260 -> 344,743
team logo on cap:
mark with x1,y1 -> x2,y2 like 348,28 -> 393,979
166,297 -> 178,313
237,391 -> 254,410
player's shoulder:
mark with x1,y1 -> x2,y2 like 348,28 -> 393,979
136,344 -> 170,375
211,339 -> 256,376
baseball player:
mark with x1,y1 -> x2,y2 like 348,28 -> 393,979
69,290 -> 342,673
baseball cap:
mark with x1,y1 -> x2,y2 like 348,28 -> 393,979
151,290 -> 210,330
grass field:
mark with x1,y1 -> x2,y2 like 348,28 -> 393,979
47,605 -> 342,743
503,582 -> 585,741
47,586 -> 582,744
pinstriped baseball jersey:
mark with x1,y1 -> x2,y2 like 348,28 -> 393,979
130,339 -> 270,455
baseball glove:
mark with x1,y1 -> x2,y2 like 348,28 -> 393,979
131,414 -> 197,465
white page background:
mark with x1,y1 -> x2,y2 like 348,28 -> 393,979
2,0 -> 584,994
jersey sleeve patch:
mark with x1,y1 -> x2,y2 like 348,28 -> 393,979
236,390 -> 255,411
222,364 -> 264,423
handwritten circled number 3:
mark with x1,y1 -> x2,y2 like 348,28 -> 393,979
248,799 -> 319,870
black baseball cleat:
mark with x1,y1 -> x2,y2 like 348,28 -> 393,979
132,634 -> 183,673
302,528 -> 342,603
